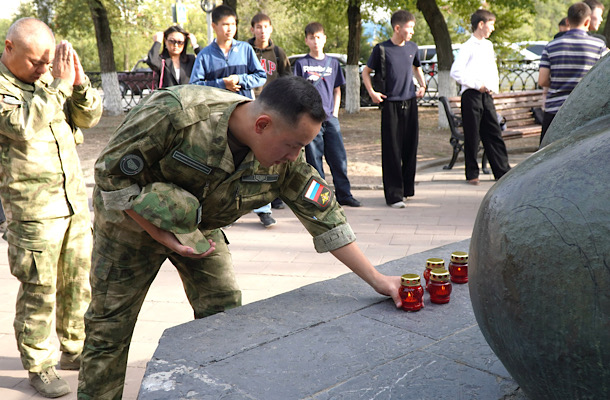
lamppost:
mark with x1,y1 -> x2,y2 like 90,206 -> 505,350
200,0 -> 216,45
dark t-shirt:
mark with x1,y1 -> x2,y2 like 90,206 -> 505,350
294,54 -> 345,119
366,40 -> 421,101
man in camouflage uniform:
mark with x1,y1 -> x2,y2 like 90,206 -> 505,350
78,76 -> 403,399
0,18 -> 102,398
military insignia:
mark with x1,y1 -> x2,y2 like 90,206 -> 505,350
119,154 -> 144,176
302,177 -> 333,209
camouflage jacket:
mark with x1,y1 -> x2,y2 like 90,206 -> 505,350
0,63 -> 102,220
94,85 -> 354,253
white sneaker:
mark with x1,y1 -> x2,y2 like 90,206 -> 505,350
389,201 -> 406,208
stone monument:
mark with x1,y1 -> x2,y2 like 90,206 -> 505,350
469,54 -> 610,399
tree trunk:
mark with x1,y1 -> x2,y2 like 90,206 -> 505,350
416,0 -> 454,128
224,0 -> 239,39
345,0 -> 361,114
87,0 -> 122,115
603,18 -> 610,46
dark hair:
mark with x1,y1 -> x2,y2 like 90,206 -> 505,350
568,2 -> 592,26
583,0 -> 605,12
251,13 -> 271,27
161,25 -> 190,61
471,9 -> 496,32
390,10 -> 415,28
558,17 -> 569,27
212,4 -> 237,24
304,22 -> 324,37
257,76 -> 326,125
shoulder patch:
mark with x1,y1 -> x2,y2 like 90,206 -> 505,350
120,154 -> 144,176
0,95 -> 23,109
302,176 -> 333,210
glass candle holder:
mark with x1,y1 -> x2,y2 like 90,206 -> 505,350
399,274 -> 424,312
423,258 -> 445,291
429,268 -> 452,304
448,251 -> 468,283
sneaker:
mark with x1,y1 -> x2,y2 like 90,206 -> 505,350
389,201 -> 406,208
467,178 -> 480,186
257,213 -> 276,228
28,366 -> 71,398
59,351 -> 81,370
338,197 -> 362,207
271,198 -> 285,209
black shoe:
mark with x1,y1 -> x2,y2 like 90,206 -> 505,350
29,366 -> 71,398
257,213 -> 276,228
338,197 -> 361,207
271,198 -> 285,209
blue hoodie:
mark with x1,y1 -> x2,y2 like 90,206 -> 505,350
189,39 -> 266,99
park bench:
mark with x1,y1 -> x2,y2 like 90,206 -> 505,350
439,89 -> 543,171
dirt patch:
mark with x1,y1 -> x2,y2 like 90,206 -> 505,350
78,106 -> 539,184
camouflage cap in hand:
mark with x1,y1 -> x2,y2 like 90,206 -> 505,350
131,182 -> 211,254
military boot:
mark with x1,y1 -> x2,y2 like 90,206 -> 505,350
28,366 -> 71,398
59,351 -> 81,370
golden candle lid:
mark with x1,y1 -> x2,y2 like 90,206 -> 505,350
401,273 -> 421,287
426,257 -> 445,269
450,251 -> 468,263
430,268 -> 451,282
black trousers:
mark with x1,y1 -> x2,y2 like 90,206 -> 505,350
540,111 -> 556,144
460,89 -> 510,180
380,99 -> 418,204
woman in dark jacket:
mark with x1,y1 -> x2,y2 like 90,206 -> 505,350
146,25 -> 201,88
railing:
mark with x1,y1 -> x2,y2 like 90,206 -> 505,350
419,59 -> 540,106
87,71 -> 155,111
87,59 -> 540,111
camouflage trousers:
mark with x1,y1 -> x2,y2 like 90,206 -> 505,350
7,209 -> 92,372
77,228 -> 241,400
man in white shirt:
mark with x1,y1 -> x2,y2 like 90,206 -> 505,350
450,9 -> 510,185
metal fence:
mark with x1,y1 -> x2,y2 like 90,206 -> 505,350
87,59 -> 540,111
419,59 -> 540,106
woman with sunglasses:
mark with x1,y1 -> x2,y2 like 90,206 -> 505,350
146,25 -> 201,88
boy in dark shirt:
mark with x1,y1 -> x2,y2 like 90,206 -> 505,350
293,22 -> 361,208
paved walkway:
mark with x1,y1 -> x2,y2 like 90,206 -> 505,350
0,150 -> 533,399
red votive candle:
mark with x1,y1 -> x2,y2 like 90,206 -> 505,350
423,258 -> 445,291
399,274 -> 424,312
448,251 -> 468,283
429,268 -> 452,304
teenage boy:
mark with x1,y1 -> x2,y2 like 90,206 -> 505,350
190,5 -> 276,227
362,10 -> 426,208
538,2 -> 606,141
190,4 -> 266,100
293,22 -> 361,208
248,12 -> 291,211
450,9 -> 511,185
583,0 -> 607,45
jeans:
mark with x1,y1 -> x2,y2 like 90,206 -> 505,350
253,203 -> 271,214
304,117 -> 353,202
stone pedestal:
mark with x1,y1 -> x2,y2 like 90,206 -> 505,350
470,55 -> 610,399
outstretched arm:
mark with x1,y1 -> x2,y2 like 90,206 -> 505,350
331,242 -> 402,308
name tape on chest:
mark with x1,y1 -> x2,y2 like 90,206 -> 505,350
302,176 -> 333,210
241,174 -> 279,183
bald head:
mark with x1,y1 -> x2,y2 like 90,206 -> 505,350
6,17 -> 55,46
2,18 -> 55,83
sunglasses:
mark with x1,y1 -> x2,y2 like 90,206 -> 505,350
167,39 -> 185,46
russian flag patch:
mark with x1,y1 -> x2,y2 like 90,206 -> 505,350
302,177 -> 334,209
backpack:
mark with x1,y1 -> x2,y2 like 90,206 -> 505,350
371,43 -> 386,93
